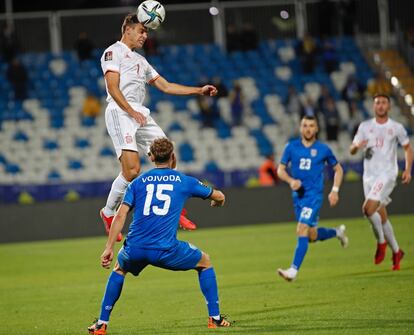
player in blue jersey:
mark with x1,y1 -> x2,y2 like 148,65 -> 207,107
88,138 -> 231,335
277,115 -> 348,282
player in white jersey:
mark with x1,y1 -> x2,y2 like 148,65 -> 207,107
350,94 -> 413,270
99,13 -> 218,239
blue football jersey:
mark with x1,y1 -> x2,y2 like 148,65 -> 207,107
123,168 -> 213,250
280,138 -> 338,197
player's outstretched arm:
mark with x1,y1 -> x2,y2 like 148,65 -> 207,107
101,204 -> 129,269
210,189 -> 225,207
402,143 -> 413,184
152,75 -> 217,96
277,163 -> 301,190
349,140 -> 368,155
328,163 -> 343,207
105,71 -> 147,126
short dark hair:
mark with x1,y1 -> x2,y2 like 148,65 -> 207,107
301,115 -> 318,123
150,138 -> 174,163
121,13 -> 140,34
373,93 -> 390,102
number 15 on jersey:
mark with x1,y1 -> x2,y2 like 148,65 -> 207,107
143,184 -> 173,216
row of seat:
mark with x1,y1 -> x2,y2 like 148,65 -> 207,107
0,37 -> 412,191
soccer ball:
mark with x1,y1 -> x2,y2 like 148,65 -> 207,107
137,1 -> 166,30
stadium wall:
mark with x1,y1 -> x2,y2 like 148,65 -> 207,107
1,181 -> 413,244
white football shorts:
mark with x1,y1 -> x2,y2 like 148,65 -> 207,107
105,105 -> 166,158
363,174 -> 396,207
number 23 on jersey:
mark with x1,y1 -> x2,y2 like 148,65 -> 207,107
299,158 -> 311,170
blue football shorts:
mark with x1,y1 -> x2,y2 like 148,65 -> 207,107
117,240 -> 202,276
293,195 -> 323,227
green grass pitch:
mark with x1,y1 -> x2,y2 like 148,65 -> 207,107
1,215 -> 413,334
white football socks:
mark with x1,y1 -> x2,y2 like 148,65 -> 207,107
103,173 -> 130,217
368,212 -> 385,244
382,220 -> 399,253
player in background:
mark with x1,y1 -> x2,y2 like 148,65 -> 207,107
277,116 -> 348,282
350,94 -> 412,270
100,13 -> 218,239
87,138 -> 231,335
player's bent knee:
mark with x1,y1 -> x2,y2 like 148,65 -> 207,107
196,252 -> 212,269
363,206 -> 375,217
123,167 -> 140,182
113,263 -> 127,276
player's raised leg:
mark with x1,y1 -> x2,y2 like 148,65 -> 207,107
179,208 -> 197,230
314,225 -> 348,247
101,150 -> 140,241
196,252 -> 231,328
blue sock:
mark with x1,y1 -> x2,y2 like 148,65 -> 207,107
292,236 -> 309,270
198,267 -> 220,317
316,227 -> 337,241
99,271 -> 125,322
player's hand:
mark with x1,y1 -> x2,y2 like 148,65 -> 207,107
131,110 -> 147,126
289,179 -> 302,191
201,85 -> 218,97
211,199 -> 225,207
402,170 -> 412,184
328,191 -> 339,207
101,248 -> 114,269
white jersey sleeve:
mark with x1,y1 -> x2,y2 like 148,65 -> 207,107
396,123 -> 409,146
143,58 -> 160,84
352,122 -> 367,145
101,45 -> 121,74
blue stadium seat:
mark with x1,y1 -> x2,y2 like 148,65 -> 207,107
100,147 -> 114,157
13,130 -> 29,142
179,143 -> 194,162
6,163 -> 21,174
75,138 -> 90,149
43,139 -> 59,150
68,159 -> 83,170
47,170 -> 62,182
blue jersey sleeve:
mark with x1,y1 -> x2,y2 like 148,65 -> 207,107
186,176 -> 213,199
280,142 -> 292,166
122,182 -> 135,208
325,145 -> 338,167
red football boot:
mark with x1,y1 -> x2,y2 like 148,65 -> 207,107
392,249 -> 405,271
100,208 -> 123,242
88,319 -> 107,335
208,315 -> 232,328
374,242 -> 387,264
179,208 -> 197,230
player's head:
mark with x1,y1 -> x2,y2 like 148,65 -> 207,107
373,94 -> 391,118
300,115 -> 318,141
149,138 -> 176,168
121,13 -> 148,49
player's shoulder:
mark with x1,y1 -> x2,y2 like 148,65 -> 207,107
286,137 -> 301,148
314,140 -> 331,151
387,118 -> 404,128
101,42 -> 123,61
134,51 -> 148,61
359,118 -> 374,128
103,41 -> 121,54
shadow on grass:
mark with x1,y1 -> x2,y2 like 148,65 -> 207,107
214,318 -> 414,334
330,266 -> 414,280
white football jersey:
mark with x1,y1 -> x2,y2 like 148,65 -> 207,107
353,118 -> 409,179
101,41 -> 159,111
